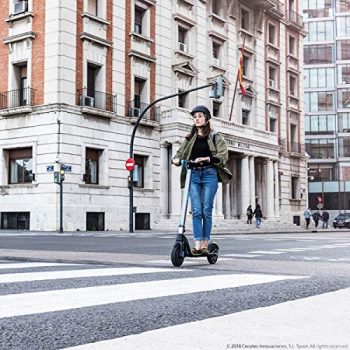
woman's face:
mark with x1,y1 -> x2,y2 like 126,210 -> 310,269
192,112 -> 206,127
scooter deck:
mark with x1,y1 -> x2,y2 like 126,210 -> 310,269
189,252 -> 217,258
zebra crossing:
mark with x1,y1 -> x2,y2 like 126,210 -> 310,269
218,238 -> 350,262
0,260 -> 349,349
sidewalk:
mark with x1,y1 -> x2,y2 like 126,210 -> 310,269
0,226 -> 345,236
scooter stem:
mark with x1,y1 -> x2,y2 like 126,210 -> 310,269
178,165 -> 192,230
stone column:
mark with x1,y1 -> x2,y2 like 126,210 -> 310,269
223,183 -> 231,219
170,143 -> 181,216
274,160 -> 280,219
0,148 -> 3,185
231,159 -> 237,217
249,156 -> 255,207
241,156 -> 249,217
266,159 -> 274,218
255,162 -> 262,207
215,182 -> 224,218
160,144 -> 169,217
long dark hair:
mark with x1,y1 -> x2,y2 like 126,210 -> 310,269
185,122 -> 212,141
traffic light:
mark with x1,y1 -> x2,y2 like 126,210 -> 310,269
54,172 -> 60,184
209,76 -> 223,99
60,164 -> 65,182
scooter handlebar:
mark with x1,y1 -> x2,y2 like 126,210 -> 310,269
180,160 -> 196,169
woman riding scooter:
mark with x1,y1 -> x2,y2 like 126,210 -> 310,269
172,105 -> 229,255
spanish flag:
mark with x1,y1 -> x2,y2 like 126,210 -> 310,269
238,48 -> 246,96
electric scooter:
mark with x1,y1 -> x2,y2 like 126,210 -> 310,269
170,160 -> 219,267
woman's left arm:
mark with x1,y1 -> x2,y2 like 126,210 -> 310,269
210,133 -> 228,167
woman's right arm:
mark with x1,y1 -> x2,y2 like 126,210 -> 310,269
172,139 -> 188,166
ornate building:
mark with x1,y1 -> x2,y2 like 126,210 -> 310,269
0,0 -> 306,231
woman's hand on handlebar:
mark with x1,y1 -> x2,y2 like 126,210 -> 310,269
193,157 -> 210,164
172,158 -> 181,166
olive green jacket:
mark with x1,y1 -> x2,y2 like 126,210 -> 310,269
175,132 -> 232,188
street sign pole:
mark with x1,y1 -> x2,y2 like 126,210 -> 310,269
59,164 -> 65,233
125,158 -> 136,233
59,180 -> 63,233
128,77 -> 223,233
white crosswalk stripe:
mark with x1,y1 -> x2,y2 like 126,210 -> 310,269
0,272 -> 306,318
0,267 -> 180,283
0,261 -> 347,349
65,288 -> 350,349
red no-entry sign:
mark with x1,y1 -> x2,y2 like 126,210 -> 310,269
125,158 -> 135,171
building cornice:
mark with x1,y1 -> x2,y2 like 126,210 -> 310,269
80,32 -> 113,47
208,30 -> 228,42
129,50 -> 156,63
6,12 -> 34,25
136,0 -> 157,6
81,12 -> 111,26
3,31 -> 36,44
173,13 -> 197,27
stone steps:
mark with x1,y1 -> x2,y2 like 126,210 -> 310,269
153,217 -> 303,233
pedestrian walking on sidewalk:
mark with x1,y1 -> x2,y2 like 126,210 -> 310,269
246,205 -> 253,224
254,204 -> 263,229
312,210 -> 321,229
172,105 -> 231,255
304,207 -> 311,229
322,210 -> 329,228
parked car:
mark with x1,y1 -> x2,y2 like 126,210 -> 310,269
333,213 -> 350,228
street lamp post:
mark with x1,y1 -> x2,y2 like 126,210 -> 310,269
128,77 -> 223,233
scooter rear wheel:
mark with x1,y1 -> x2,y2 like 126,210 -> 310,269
207,242 -> 219,264
171,243 -> 185,267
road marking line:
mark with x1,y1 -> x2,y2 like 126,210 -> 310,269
63,287 -> 350,349
0,267 -> 184,284
0,262 -> 84,270
0,273 -> 306,318
146,257 -> 232,265
274,248 -> 310,252
248,251 -> 285,255
221,254 -> 261,258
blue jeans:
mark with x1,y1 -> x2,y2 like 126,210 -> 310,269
189,167 -> 218,241
256,217 -> 262,228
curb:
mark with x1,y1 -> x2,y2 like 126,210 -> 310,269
0,228 -> 347,236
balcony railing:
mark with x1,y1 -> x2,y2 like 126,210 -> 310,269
290,141 -> 304,154
278,138 -> 287,152
267,0 -> 284,18
77,89 -> 117,112
286,9 -> 303,29
128,99 -> 160,122
244,0 -> 275,10
0,87 -> 34,110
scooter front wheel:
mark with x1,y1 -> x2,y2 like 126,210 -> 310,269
171,243 -> 185,267
207,242 -> 219,264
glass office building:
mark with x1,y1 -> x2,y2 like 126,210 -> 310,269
303,0 -> 350,217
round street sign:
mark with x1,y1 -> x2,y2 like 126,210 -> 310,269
125,158 -> 135,171
317,203 -> 323,210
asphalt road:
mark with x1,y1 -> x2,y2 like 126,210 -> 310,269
0,230 -> 349,349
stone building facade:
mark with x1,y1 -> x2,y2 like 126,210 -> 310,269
0,0 -> 306,231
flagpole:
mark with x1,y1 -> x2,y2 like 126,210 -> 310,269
229,73 -> 239,122
229,37 -> 246,122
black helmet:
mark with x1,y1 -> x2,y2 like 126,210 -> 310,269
190,105 -> 211,120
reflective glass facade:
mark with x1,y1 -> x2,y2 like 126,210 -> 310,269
303,0 -> 350,212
